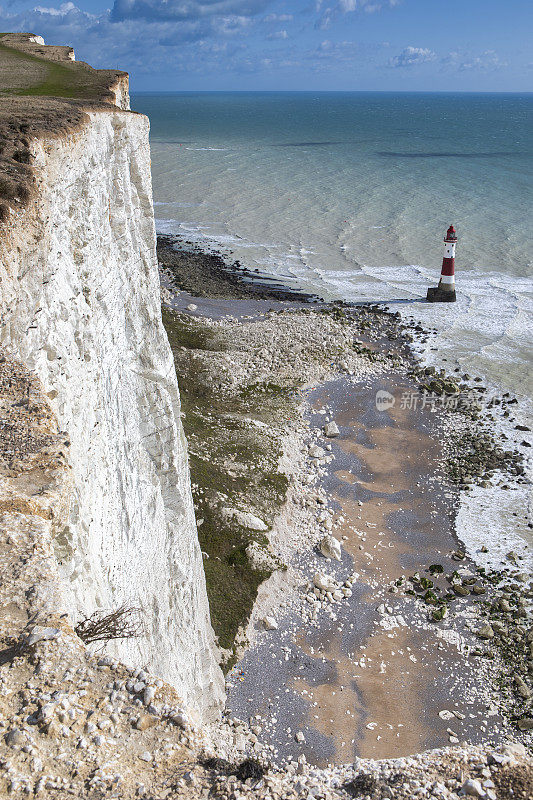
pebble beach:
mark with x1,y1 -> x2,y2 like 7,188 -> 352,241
158,233 -> 533,789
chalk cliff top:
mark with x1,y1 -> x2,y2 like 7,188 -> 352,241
0,32 -> 130,222
0,32 -> 128,102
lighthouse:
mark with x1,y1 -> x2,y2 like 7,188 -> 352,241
427,225 -> 457,303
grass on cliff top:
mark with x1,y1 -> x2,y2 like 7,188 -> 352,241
0,40 -> 122,100
162,309 -> 290,669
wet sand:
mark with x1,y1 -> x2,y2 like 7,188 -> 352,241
226,365 -> 504,765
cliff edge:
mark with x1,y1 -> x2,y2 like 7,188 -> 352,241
0,34 -> 224,720
0,32 -> 128,222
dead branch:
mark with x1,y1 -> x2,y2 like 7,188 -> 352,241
75,605 -> 144,645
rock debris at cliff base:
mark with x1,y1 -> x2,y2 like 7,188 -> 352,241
161,297 -> 388,667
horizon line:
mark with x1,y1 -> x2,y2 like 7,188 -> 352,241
130,88 -> 533,95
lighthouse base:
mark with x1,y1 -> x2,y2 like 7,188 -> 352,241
426,286 -> 456,303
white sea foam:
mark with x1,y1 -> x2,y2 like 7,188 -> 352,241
456,482 -> 533,574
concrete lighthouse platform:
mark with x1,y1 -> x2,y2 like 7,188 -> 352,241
426,286 -> 456,302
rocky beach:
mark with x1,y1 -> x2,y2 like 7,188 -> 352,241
158,234 -> 533,780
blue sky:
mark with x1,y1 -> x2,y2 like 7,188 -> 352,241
2,0 -> 532,90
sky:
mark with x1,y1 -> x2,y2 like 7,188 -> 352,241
2,0 -> 532,91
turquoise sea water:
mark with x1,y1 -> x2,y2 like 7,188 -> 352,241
134,90 -> 532,583
133,91 -> 532,409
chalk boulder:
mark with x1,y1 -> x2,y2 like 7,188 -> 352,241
222,508 -> 268,531
309,445 -> 326,459
313,572 -> 337,592
324,421 -> 340,438
319,534 -> 342,561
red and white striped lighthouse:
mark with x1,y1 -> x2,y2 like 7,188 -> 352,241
427,225 -> 457,302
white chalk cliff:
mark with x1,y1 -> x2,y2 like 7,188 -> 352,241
0,92 -> 224,719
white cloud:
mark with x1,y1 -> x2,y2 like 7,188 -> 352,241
316,0 -> 396,30
33,2 -> 78,15
444,49 -> 508,71
218,14 -> 252,32
387,46 -> 436,68
262,13 -> 293,22
267,29 -> 288,39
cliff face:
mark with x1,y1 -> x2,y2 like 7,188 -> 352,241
0,102 -> 224,719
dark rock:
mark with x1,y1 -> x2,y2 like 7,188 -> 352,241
4,728 -> 22,746
201,757 -> 234,773
426,286 -> 456,303
343,773 -> 380,798
235,758 -> 265,782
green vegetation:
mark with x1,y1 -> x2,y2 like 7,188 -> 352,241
168,322 -> 221,352
0,40 -> 120,100
162,309 -> 291,669
238,380 -> 301,402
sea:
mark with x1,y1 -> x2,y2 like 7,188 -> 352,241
132,91 -> 532,561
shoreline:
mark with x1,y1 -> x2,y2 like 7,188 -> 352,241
158,232 -> 532,766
